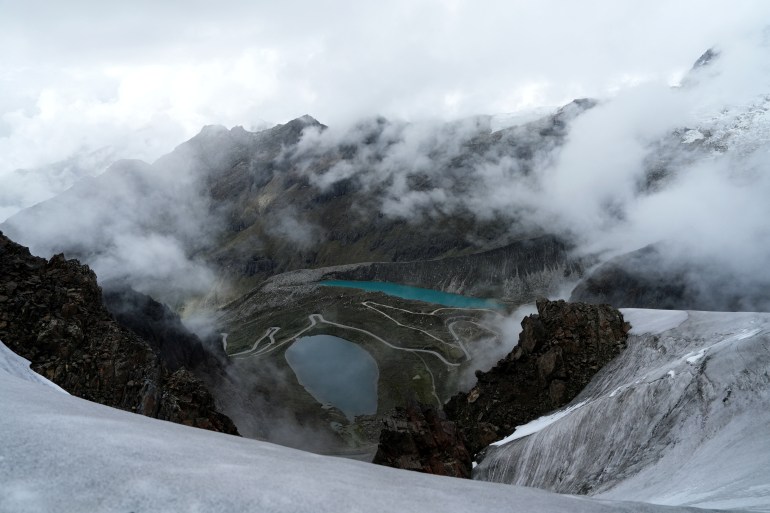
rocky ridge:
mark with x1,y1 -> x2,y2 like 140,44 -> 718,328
0,231 -> 238,434
445,299 -> 629,455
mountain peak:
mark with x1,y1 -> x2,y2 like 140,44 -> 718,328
282,114 -> 323,130
295,114 -> 320,125
267,115 -> 325,142
692,47 -> 719,70
199,124 -> 229,135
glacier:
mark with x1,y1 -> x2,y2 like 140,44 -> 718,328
0,336 -> 742,513
475,309 -> 770,512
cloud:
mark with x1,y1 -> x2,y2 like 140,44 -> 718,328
458,304 -> 539,391
90,233 -> 216,299
2,1 -> 768,220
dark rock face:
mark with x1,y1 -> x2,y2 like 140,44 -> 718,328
372,299 -> 628,474
445,299 -> 629,455
692,47 -> 719,69
373,403 -> 472,478
0,231 -> 238,435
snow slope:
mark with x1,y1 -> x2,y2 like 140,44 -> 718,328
0,340 -> 68,394
0,341 -> 722,513
475,310 -> 770,512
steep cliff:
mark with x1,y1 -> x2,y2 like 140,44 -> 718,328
373,299 -> 629,473
102,283 -> 228,372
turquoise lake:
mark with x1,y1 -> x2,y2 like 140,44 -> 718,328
319,280 -> 503,309
285,334 -> 379,420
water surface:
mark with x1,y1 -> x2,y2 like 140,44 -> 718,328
285,334 -> 378,420
320,280 -> 503,309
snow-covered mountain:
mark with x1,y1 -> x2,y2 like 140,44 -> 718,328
0,335 -> 748,513
476,308 -> 770,512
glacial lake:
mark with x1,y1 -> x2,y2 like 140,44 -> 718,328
285,334 -> 379,420
320,280 -> 503,309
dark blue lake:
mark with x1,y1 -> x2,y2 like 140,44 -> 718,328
320,280 -> 503,309
285,334 -> 379,420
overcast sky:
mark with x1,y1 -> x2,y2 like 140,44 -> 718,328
1,0 -> 768,215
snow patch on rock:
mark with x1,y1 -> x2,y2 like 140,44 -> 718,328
491,401 -> 588,446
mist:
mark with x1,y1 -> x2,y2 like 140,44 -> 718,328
3,37 -> 768,325
287,36 -> 770,310
1,142 -> 225,307
1,4 -> 767,319
457,304 -> 539,392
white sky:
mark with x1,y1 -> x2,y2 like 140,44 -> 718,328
0,0 -> 768,209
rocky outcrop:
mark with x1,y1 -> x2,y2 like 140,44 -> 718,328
157,368 -> 236,432
0,231 -> 238,435
445,299 -> 629,455
373,403 -> 472,478
372,299 -> 629,475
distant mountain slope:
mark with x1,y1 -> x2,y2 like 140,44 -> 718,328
1,104 -> 592,305
570,244 -> 770,312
